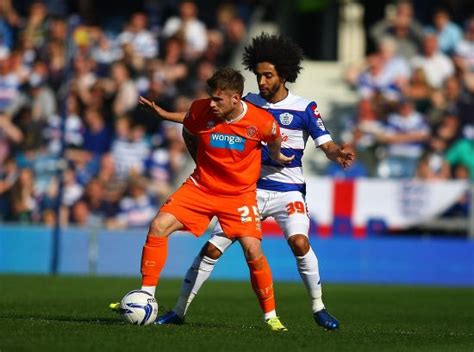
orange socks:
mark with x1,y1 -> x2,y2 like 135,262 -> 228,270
247,256 -> 275,314
141,236 -> 168,287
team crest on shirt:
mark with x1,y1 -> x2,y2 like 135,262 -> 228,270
279,112 -> 293,125
246,126 -> 257,138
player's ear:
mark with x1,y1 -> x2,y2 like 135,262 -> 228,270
231,93 -> 240,105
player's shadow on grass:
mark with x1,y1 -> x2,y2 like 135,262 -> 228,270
0,314 -> 123,325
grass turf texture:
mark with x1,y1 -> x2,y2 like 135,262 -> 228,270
0,275 -> 473,352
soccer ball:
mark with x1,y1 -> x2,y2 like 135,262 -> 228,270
119,290 -> 158,325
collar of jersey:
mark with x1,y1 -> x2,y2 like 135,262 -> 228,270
225,101 -> 247,124
266,90 -> 295,108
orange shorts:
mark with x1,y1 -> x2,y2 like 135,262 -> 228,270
160,181 -> 262,239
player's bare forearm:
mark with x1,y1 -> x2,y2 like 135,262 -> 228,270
320,140 -> 355,169
138,96 -> 186,123
182,127 -> 198,162
267,137 -> 295,166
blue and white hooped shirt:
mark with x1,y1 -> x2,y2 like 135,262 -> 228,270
244,91 -> 332,194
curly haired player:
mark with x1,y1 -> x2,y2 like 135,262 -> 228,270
131,34 -> 354,330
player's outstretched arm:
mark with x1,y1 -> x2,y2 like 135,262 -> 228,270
267,136 -> 295,166
320,141 -> 355,169
138,96 -> 186,123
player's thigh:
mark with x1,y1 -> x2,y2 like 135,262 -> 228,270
272,191 -> 310,239
256,188 -> 272,218
208,221 -> 235,253
160,182 -> 213,236
216,192 -> 262,239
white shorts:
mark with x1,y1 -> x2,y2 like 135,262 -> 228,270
209,189 -> 310,252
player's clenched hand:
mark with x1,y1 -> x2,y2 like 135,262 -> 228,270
274,153 -> 295,166
336,144 -> 355,169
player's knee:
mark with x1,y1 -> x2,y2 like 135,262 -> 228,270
242,243 -> 263,261
201,242 -> 222,260
288,234 -> 310,256
148,216 -> 170,237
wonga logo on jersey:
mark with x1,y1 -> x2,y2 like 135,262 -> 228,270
210,133 -> 246,151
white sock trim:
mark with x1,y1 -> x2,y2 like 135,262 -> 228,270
264,310 -> 277,320
141,286 -> 156,296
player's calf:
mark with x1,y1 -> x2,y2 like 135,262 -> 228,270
201,241 -> 222,260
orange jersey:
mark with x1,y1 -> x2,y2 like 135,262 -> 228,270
183,98 -> 280,195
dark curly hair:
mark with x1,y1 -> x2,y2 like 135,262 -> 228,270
242,33 -> 303,83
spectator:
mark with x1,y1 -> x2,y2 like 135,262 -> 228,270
357,53 -> 401,101
344,98 -> 384,176
0,48 -> 25,118
375,98 -> 430,178
0,0 -> 20,49
445,135 -> 474,181
157,36 -> 189,93
410,33 -> 454,89
70,200 -> 90,227
45,40 -> 66,92
0,156 -> 18,220
107,177 -> 156,229
9,50 -> 31,84
402,67 -> 432,113
28,60 -> 57,122
110,61 -> 138,118
147,148 -> 172,202
8,168 -> 38,223
91,30 -> 122,77
214,3 -> 247,65
111,118 -> 151,179
62,167 -> 84,208
454,17 -> 474,75
428,8 -> 462,55
370,0 -> 424,59
415,138 -> 451,180
117,12 -> 158,60
0,113 -> 23,163
72,178 -> 117,227
96,153 -> 127,206
83,108 -> 113,155
72,54 -> 98,106
20,1 -> 49,50
378,37 -> 411,89
162,0 -> 208,61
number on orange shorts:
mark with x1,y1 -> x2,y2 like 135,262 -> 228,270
237,205 -> 260,223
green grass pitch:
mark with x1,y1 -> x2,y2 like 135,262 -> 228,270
0,275 -> 473,352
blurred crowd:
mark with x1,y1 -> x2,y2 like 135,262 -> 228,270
341,0 -> 473,189
0,0 -> 472,228
0,0 -> 250,227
